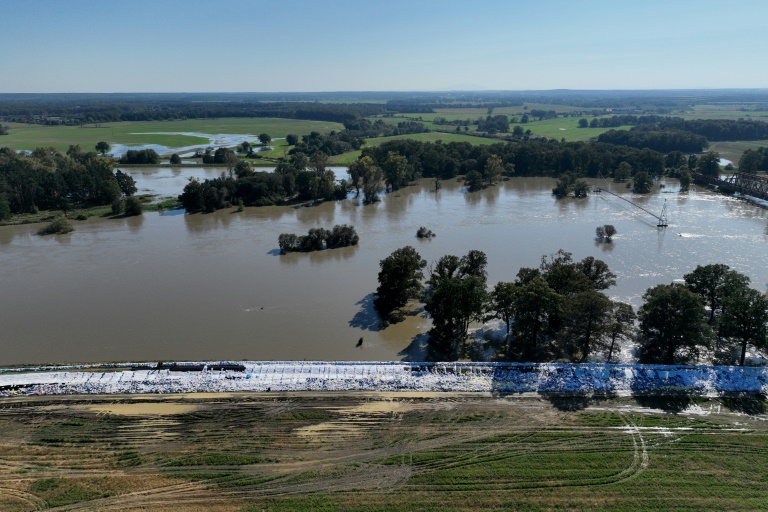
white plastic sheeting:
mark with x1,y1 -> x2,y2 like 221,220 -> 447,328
1,362 -> 767,397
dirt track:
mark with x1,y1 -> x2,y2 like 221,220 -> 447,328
1,391 -> 766,511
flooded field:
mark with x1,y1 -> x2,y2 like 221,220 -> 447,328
1,170 -> 767,365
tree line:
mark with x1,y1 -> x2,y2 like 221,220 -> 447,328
737,147 -> 768,173
597,128 -> 708,153
0,100 -> 387,126
179,137 -> 675,213
0,146 -> 136,219
655,119 -> 768,142
278,224 -> 359,253
374,247 -> 768,365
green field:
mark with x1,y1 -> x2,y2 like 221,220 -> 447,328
1,393 -> 767,511
0,118 -> 343,153
707,140 -> 767,163
373,112 -> 630,142
678,104 -> 768,121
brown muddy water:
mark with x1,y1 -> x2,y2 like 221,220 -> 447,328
1,169 -> 767,365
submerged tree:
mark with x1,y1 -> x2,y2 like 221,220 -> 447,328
595,224 -> 616,242
374,246 -> 426,320
684,264 -> 750,325
638,284 -> 710,364
423,251 -> 489,356
719,287 -> 768,366
632,171 -> 652,193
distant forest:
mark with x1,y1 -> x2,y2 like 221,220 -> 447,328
3,90 -> 768,125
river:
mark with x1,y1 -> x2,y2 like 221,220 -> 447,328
1,170 -> 766,365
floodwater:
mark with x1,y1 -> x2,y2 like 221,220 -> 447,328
107,132 -> 279,157
1,172 -> 767,365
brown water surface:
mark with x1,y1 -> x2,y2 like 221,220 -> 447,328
1,171 -> 766,365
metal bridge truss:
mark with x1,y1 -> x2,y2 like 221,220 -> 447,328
694,172 -> 768,201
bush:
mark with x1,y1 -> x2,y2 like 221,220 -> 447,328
124,196 -> 143,216
38,217 -> 74,235
416,226 -> 435,238
112,199 -> 124,215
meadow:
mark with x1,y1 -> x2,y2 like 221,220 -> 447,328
1,392 -> 766,511
0,118 -> 343,154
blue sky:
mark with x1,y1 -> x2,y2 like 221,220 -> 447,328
2,0 -> 767,92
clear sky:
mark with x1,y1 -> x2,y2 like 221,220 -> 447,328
2,0 -> 766,93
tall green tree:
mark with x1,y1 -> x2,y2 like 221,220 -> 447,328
374,246 -> 426,319
697,151 -> 721,176
114,170 -> 137,197
606,301 -> 636,363
382,152 -> 410,191
562,290 -> 612,362
719,287 -> 768,366
638,284 -> 710,364
95,141 -> 110,155
684,264 -> 750,324
509,276 -> 561,361
258,133 -> 271,145
632,171 -> 652,193
423,251 -> 489,356
738,149 -> 763,174
490,281 -> 516,338
483,154 -> 502,186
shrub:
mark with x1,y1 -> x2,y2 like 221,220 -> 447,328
124,196 -> 143,217
38,217 -> 74,235
112,199 -> 124,215
416,226 -> 435,238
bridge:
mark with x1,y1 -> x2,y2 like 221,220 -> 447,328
693,172 -> 768,201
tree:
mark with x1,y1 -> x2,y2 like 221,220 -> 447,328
123,196 -> 143,216
95,141 -> 110,156
738,149 -> 763,174
349,156 -> 382,203
424,275 -> 488,356
606,301 -> 636,363
562,290 -> 612,362
719,287 -> 768,366
483,155 -> 503,186
509,276 -> 561,361
638,284 -> 710,364
490,281 -> 516,338
464,170 -> 484,192
374,246 -> 427,319
614,162 -> 632,182
697,151 -> 721,177
678,170 -> 691,191
595,224 -> 616,242
114,170 -> 137,197
286,133 -> 299,146
238,141 -> 251,154
632,171 -> 652,193
309,151 -> 329,174
0,124 -> 9,135
382,152 -> 410,191
684,264 -> 750,325
423,251 -> 489,355
258,133 -> 272,146
578,118 -> 588,128
278,233 -> 299,253
170,153 -> 181,165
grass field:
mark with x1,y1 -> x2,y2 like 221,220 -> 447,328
678,104 -> 768,121
1,392 -> 767,511
707,140 -> 767,164
0,118 -> 343,154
